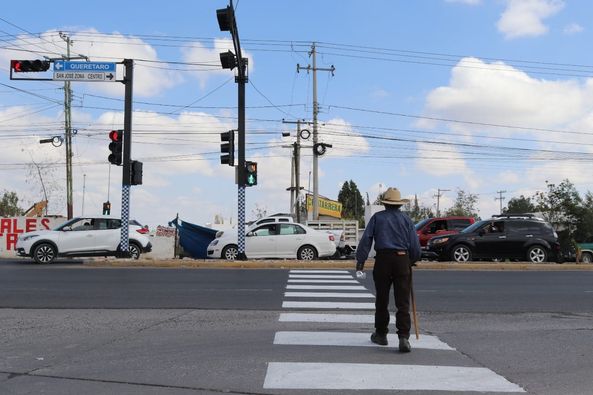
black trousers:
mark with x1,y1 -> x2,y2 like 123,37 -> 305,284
372,250 -> 412,339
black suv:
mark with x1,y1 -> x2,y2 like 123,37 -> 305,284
425,214 -> 561,263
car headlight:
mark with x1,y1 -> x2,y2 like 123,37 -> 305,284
21,234 -> 39,242
210,239 -> 219,246
215,231 -> 224,238
431,237 -> 449,245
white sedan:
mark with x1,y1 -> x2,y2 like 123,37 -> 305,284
207,222 -> 336,260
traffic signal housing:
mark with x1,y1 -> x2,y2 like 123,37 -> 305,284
131,160 -> 143,185
108,130 -> 123,166
102,201 -> 111,215
220,131 -> 235,166
11,60 -> 50,73
245,161 -> 257,187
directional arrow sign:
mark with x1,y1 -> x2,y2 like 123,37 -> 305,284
53,61 -> 117,82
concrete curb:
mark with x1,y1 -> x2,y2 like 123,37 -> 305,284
84,259 -> 593,271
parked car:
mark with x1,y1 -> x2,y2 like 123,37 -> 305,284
207,222 -> 336,260
577,237 -> 593,263
425,214 -> 561,263
246,214 -> 294,231
415,216 -> 475,248
15,216 -> 152,264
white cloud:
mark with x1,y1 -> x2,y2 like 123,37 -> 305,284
497,0 -> 564,39
563,23 -> 584,35
181,38 -> 254,89
0,30 -> 181,98
418,56 -> 593,217
423,57 -> 591,129
318,118 -> 371,158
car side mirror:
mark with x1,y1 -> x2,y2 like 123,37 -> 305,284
62,226 -> 72,231
478,229 -> 485,236
246,231 -> 254,237
422,228 -> 429,235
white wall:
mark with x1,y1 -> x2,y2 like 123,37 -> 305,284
0,216 -> 67,257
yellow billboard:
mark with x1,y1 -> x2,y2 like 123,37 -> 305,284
306,194 -> 342,219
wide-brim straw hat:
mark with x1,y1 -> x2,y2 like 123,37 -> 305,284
380,187 -> 409,205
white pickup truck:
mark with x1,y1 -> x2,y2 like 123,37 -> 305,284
306,220 -> 359,257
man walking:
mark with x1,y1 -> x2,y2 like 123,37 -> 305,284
356,187 -> 421,352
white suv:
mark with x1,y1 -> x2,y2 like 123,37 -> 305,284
15,216 -> 152,264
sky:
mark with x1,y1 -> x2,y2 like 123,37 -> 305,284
2,0 -> 593,228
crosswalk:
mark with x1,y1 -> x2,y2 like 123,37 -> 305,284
263,269 -> 525,393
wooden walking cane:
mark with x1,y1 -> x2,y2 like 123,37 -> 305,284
410,267 -> 419,340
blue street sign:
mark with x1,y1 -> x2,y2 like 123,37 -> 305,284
54,61 -> 116,72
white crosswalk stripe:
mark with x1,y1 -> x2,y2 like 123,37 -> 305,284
274,331 -> 454,350
264,362 -> 525,392
279,312 -> 378,323
264,269 -> 525,393
282,301 -> 375,309
284,291 -> 374,298
289,270 -> 349,273
289,274 -> 354,279
286,284 -> 366,290
288,278 -> 358,283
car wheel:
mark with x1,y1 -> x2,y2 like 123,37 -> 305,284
297,245 -> 318,260
580,251 -> 592,264
451,245 -> 471,263
129,243 -> 141,260
221,245 -> 239,261
33,243 -> 57,264
527,246 -> 548,263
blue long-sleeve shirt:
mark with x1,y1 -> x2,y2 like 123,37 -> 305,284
356,208 -> 421,265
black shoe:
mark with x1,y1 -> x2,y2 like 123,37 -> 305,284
399,338 -> 411,353
371,332 -> 388,346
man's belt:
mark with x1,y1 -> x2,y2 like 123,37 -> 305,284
377,249 -> 408,256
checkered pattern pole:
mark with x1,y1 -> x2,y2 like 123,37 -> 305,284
120,184 -> 130,252
238,185 -> 246,253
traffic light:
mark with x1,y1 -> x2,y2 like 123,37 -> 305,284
131,160 -> 143,185
220,131 -> 235,166
102,201 -> 111,215
108,130 -> 123,166
11,59 -> 50,73
245,161 -> 257,187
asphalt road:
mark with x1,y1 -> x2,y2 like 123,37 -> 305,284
1,259 -> 592,395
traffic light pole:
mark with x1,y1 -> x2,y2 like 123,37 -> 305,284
237,69 -> 247,260
120,59 -> 134,256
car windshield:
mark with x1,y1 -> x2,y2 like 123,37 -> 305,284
460,220 -> 487,233
415,218 -> 432,231
53,218 -> 80,231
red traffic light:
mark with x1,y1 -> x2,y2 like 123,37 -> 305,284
11,59 -> 50,73
109,130 -> 122,142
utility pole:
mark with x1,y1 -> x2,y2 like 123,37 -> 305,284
297,43 -> 335,220
434,188 -> 450,217
81,174 -> 86,215
282,119 -> 313,223
495,190 -> 507,214
59,32 -> 74,219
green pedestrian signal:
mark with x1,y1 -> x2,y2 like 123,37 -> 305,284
245,161 -> 257,187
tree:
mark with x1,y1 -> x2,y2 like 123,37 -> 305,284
444,189 -> 479,218
534,180 -> 583,249
504,195 -> 536,214
0,190 -> 24,216
402,194 -> 434,223
534,180 -> 581,229
251,204 -> 268,220
337,180 -> 364,227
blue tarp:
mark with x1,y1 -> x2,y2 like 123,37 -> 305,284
168,217 -> 217,259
